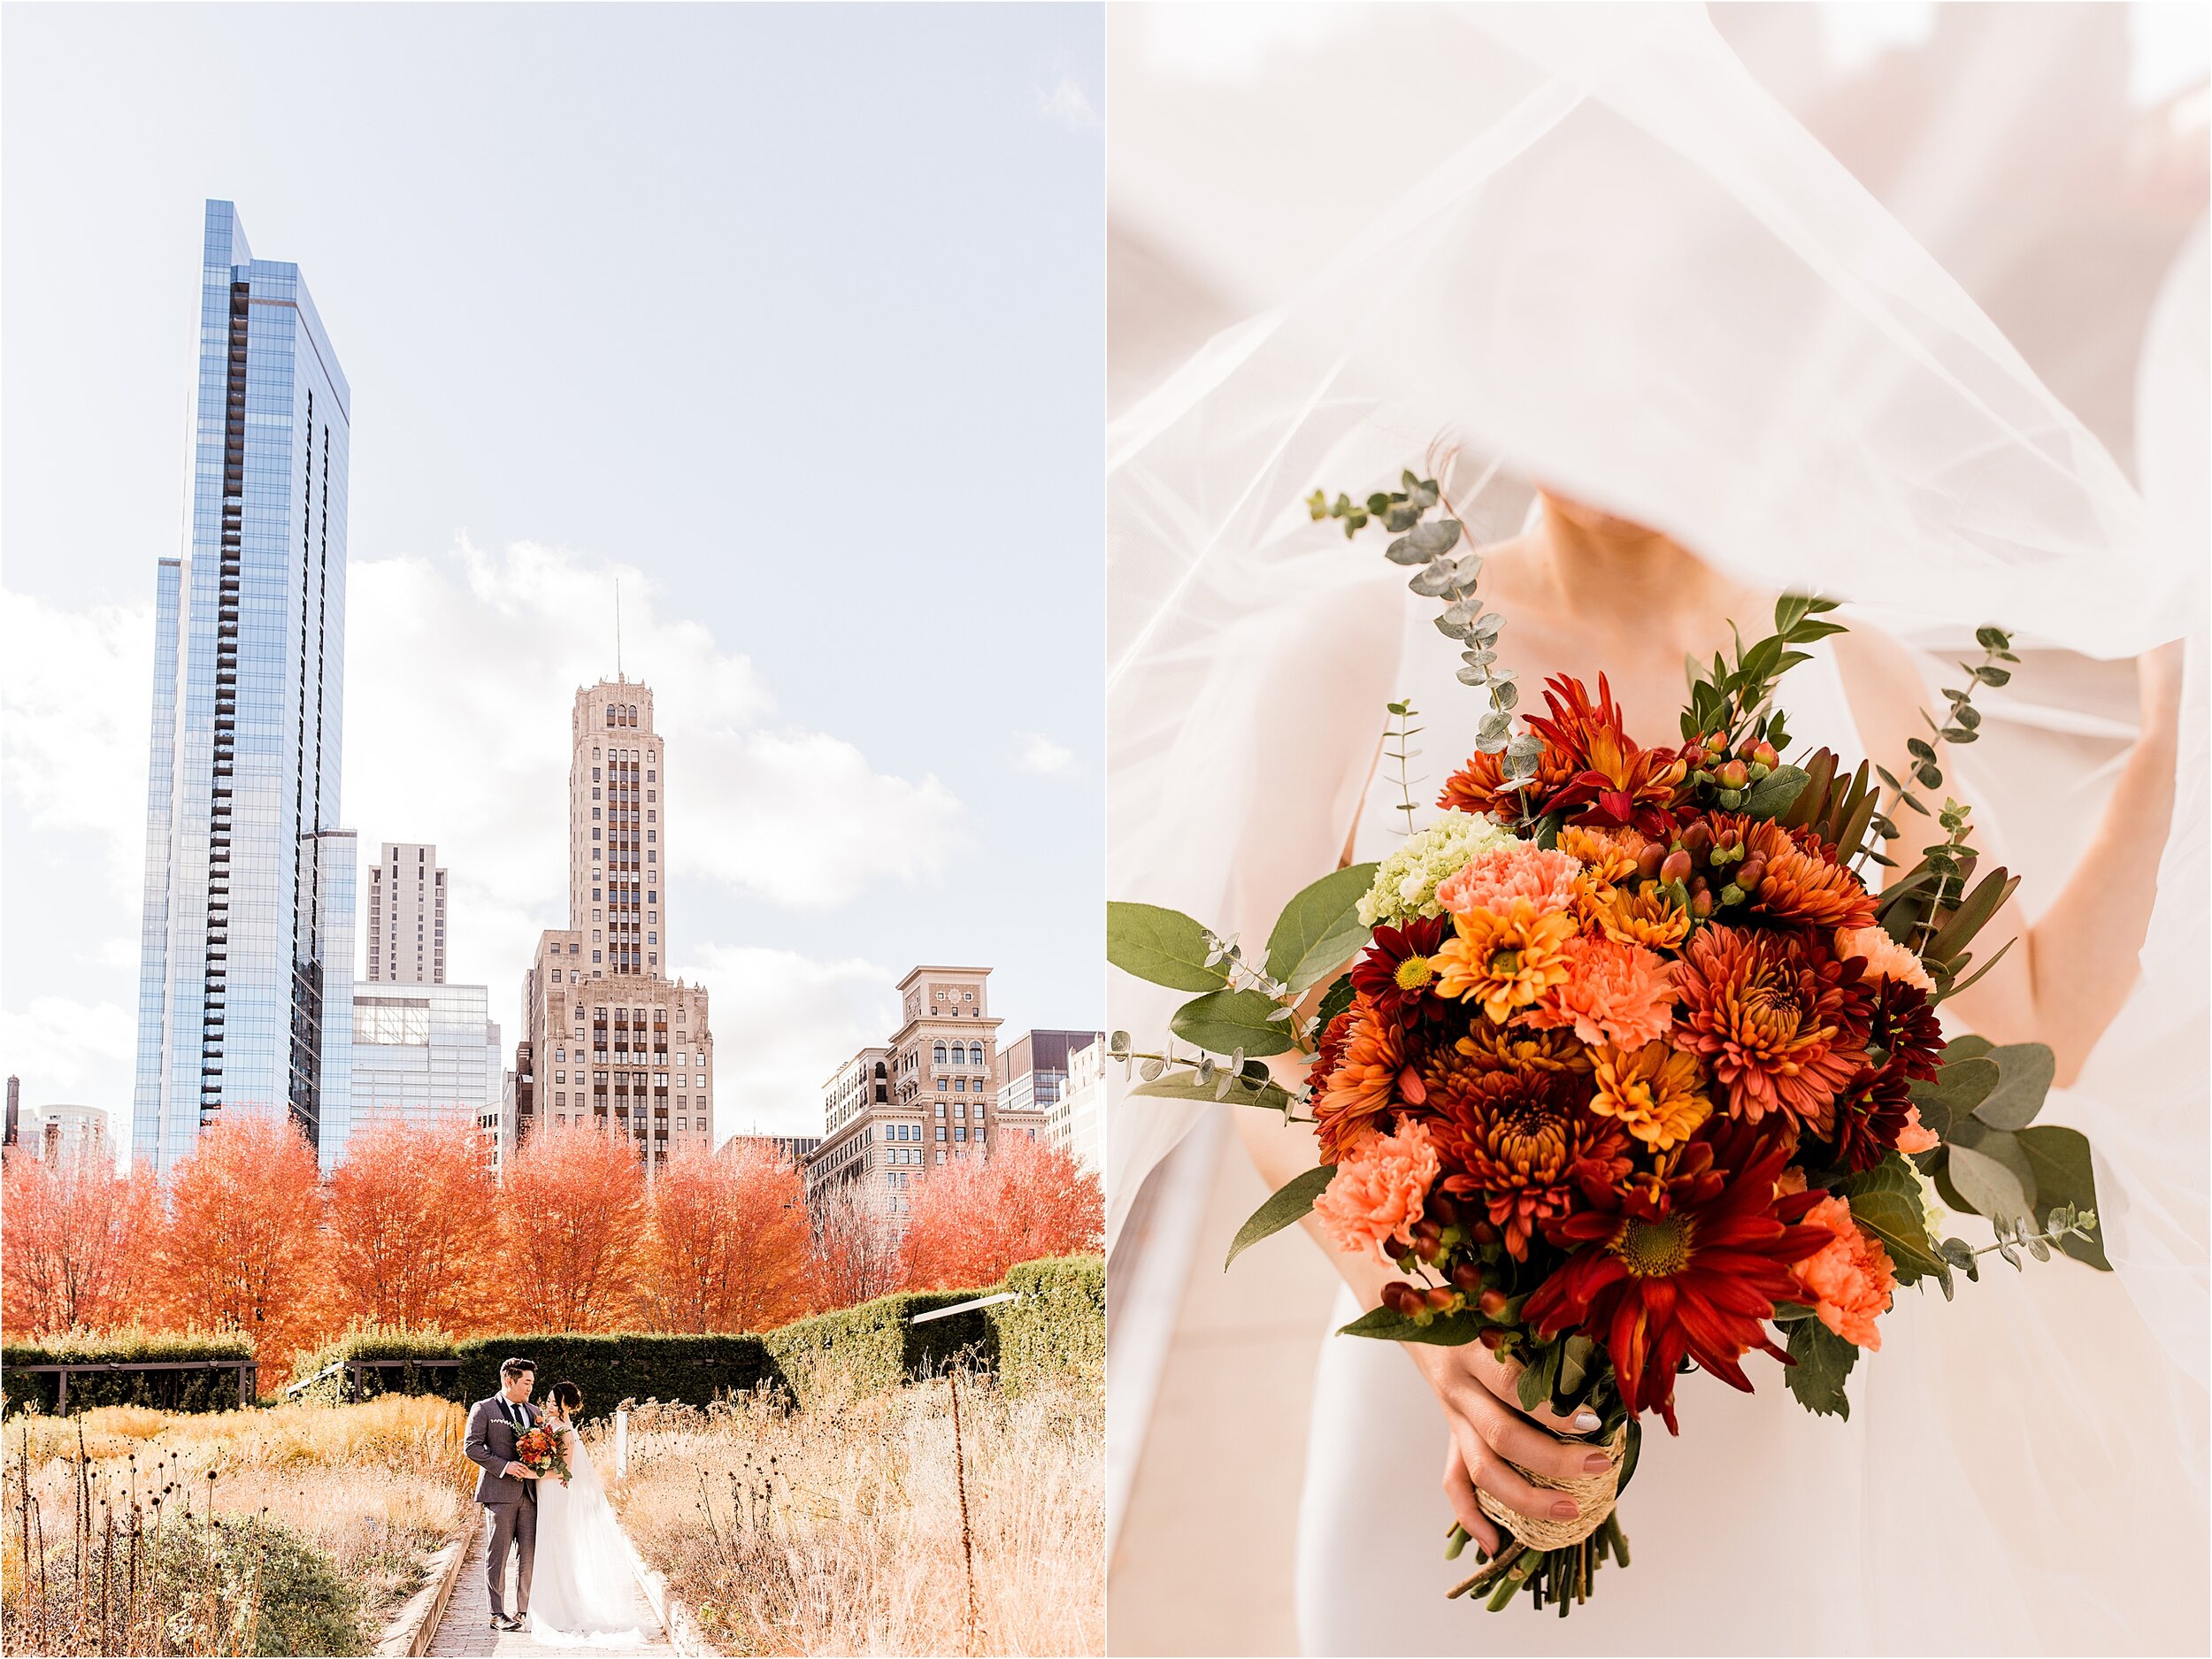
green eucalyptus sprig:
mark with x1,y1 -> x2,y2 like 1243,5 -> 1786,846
1383,699 -> 1425,835
1309,472 -> 1543,802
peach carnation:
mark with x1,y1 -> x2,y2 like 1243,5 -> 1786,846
1312,1119 -> 1441,1262
1791,1194 -> 1897,1350
1436,843 -> 1582,920
1836,926 -> 1938,995
1527,935 -> 1677,1049
1893,1102 -> 1940,1155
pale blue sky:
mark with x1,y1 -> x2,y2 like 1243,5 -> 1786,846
0,3 -> 1103,1138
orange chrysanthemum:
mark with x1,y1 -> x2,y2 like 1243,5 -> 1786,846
1790,1194 -> 1896,1349
1438,745 -> 1579,821
1431,901 -> 1578,1024
1312,998 -> 1409,1164
1558,824 -> 1643,889
1743,819 -> 1877,933
1836,926 -> 1937,994
1529,935 -> 1678,1050
1435,843 -> 1581,920
1588,1041 -> 1715,1152
1584,880 -> 1693,949
1312,1119 -> 1441,1262
1428,1060 -> 1621,1259
1672,925 -> 1870,1134
1444,1024 -> 1594,1079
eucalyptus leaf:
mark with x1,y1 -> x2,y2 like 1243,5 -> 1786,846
1264,862 -> 1379,995
1130,1071 -> 1295,1116
1970,1043 -> 2056,1132
1946,1128 -> 2038,1224
2013,1125 -> 2110,1271
1107,902 -> 1231,993
1225,1164 -> 1338,1269
1170,989 -> 1299,1058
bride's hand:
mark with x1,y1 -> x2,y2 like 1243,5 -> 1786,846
1409,1339 -> 1611,1555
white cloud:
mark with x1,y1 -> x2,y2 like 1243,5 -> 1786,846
0,588 -> 155,905
0,997 -> 132,1102
345,539 -> 968,989
672,943 -> 899,1140
1016,731 -> 1077,777
1034,73 -> 1100,133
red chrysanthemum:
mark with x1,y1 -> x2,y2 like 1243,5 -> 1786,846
1525,1118 -> 1830,1432
1520,673 -> 1691,837
1425,1056 -> 1624,1260
1866,978 -> 1944,1084
1672,924 -> 1871,1134
1348,916 -> 1455,1027
1823,1062 -> 1916,1174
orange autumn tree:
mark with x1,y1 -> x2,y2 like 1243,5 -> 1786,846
151,1113 -> 329,1386
639,1140 -> 812,1333
902,1133 -> 1103,1290
326,1113 -> 499,1336
813,1187 -> 906,1310
500,1118 -> 645,1331
0,1146 -> 161,1337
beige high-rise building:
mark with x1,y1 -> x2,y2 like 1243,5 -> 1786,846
503,678 -> 714,1177
365,842 -> 447,984
807,965 -> 1030,1228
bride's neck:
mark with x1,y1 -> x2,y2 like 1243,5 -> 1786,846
1533,499 -> 1729,635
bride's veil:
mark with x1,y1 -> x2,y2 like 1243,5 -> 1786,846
1108,3 -> 2205,1641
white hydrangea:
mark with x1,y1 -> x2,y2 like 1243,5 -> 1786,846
1356,810 -> 1522,928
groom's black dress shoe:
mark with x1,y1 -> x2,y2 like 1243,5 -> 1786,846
491,1616 -> 520,1631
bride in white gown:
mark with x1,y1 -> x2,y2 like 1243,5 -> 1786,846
529,1383 -> 649,1649
1106,7 -> 2207,1653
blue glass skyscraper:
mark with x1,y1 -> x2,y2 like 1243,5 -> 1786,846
134,201 -> 356,1175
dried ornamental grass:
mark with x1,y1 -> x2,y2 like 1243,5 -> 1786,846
610,1371 -> 1103,1656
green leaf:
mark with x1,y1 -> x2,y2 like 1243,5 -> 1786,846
1225,1165 -> 1338,1269
1614,1417 -> 1644,1497
1130,1070 -> 1294,1115
1107,902 -> 1230,993
1515,1342 -> 1563,1413
1265,863 -> 1379,995
1914,1055 -> 2000,1130
1740,764 -> 1809,820
1316,972 -> 1356,1030
1970,1043 -> 2055,1131
1938,1033 -> 1993,1064
1784,1316 -> 1858,1419
1169,989 -> 1298,1057
1337,1304 -> 1484,1346
1946,1125 -> 2038,1224
1836,1157 -> 1947,1286
2014,1125 -> 2110,1271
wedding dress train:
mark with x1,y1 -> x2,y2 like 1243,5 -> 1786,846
529,1425 -> 649,1649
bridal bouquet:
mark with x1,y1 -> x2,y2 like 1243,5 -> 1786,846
517,1420 -> 572,1486
1108,472 -> 2105,1616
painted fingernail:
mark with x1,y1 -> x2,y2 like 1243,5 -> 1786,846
1549,1499 -> 1579,1520
1582,1451 -> 1614,1473
1571,1411 -> 1601,1432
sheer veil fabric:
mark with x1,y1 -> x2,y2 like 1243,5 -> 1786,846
1106,5 -> 2206,1650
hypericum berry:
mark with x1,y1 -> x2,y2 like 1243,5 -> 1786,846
1691,887 -> 1715,919
1425,1286 -> 1456,1312
1450,1261 -> 1484,1292
1470,1220 -> 1501,1247
1477,1287 -> 1509,1317
1735,857 -> 1765,892
1427,1192 -> 1460,1227
1660,849 -> 1694,886
1717,758 -> 1749,790
1751,741 -> 1779,769
1636,841 -> 1668,880
1479,1325 -> 1511,1352
1680,821 -> 1713,856
1381,1280 -> 1418,1315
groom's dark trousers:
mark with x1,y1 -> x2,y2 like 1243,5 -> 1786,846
464,1395 -> 541,1620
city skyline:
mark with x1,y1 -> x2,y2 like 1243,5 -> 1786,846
1,7 -> 1103,1144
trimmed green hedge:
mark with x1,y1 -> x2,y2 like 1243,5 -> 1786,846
454,1334 -> 782,1422
991,1256 -> 1105,1393
763,1288 -> 998,1409
3,1330 -> 257,1417
289,1325 -> 466,1405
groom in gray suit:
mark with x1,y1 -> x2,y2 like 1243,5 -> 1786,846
464,1356 -> 543,1632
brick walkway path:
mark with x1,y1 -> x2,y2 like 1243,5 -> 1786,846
427,1515 -> 676,1657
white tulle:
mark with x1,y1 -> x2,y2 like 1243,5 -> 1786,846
528,1427 -> 649,1649
1106,4 -> 2207,1651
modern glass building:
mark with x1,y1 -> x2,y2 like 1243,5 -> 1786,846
350,982 -> 503,1137
133,200 -> 357,1175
